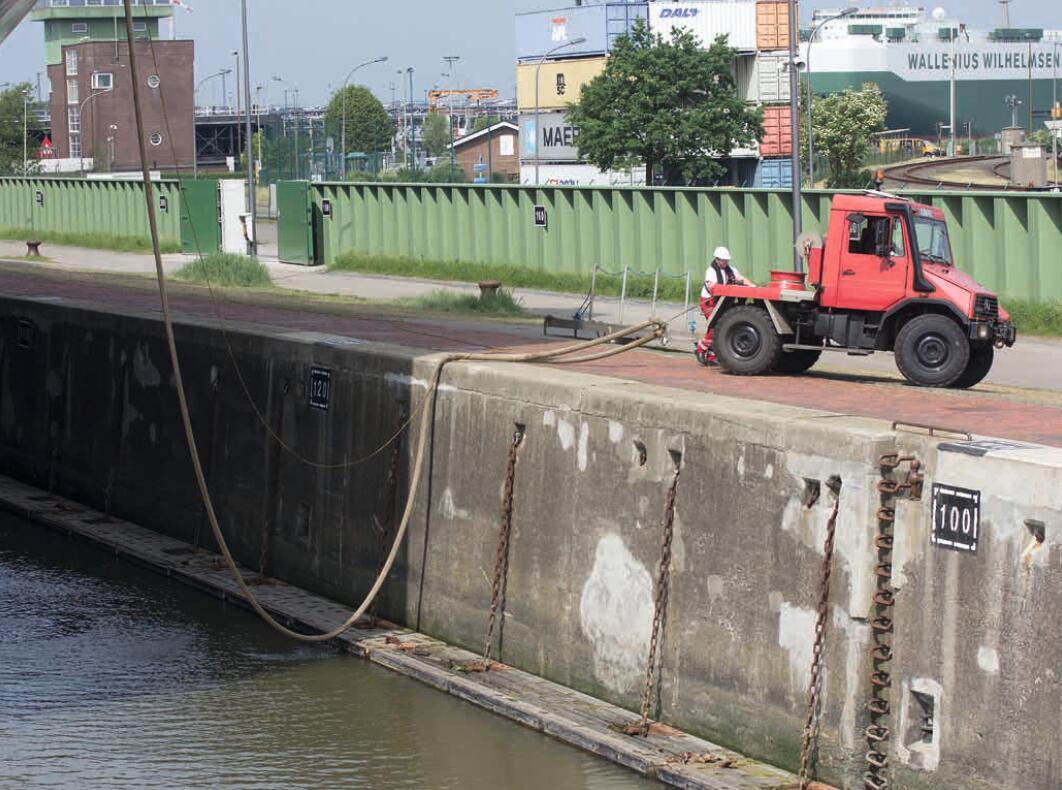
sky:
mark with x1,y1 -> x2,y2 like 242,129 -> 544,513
2,0 -> 1061,107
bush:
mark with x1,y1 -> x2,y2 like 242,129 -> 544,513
173,253 -> 272,288
406,288 -> 526,316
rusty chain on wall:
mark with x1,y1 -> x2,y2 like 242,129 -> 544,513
460,426 -> 524,673
798,475 -> 843,790
626,464 -> 682,738
864,453 -> 924,790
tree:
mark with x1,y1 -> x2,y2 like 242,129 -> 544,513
0,83 -> 37,175
566,19 -> 762,185
422,112 -> 451,158
324,84 -> 392,155
804,83 -> 887,188
471,115 -> 501,134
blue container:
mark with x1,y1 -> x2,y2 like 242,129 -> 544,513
753,157 -> 794,189
515,3 -> 648,62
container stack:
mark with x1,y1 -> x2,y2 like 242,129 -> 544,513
751,0 -> 795,187
514,3 -> 648,185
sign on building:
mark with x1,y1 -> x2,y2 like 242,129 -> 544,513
519,111 -> 582,161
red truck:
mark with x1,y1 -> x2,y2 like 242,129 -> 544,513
705,193 -> 1016,388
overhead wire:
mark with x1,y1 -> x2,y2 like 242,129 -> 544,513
126,4 -> 669,641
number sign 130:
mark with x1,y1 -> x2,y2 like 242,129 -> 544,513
930,483 -> 980,553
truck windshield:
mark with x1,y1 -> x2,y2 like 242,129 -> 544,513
914,217 -> 953,265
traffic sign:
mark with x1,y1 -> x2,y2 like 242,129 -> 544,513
1045,120 -> 1062,140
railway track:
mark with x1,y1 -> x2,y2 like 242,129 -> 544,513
883,155 -> 1012,190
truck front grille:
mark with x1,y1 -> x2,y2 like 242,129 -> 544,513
974,295 -> 999,321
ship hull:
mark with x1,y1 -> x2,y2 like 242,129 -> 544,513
806,41 -> 1062,136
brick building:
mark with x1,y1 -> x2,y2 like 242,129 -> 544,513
48,38 -> 194,170
449,121 -> 519,182
33,0 -> 193,171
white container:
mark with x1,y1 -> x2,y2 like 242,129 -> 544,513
219,178 -> 249,255
520,162 -> 646,186
649,1 -> 757,52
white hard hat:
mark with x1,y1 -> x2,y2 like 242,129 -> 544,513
713,246 -> 732,261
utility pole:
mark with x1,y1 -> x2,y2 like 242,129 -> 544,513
240,0 -> 255,255
232,50 -> 240,116
787,0 -> 803,272
407,67 -> 416,171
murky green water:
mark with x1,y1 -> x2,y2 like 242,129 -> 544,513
0,513 -> 656,790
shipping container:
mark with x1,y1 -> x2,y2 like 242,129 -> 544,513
736,51 -> 789,103
755,0 -> 795,51
519,110 -> 582,162
516,56 -> 607,111
753,157 -> 794,188
760,105 -> 792,156
649,1 -> 757,52
520,162 -> 646,186
515,3 -> 648,63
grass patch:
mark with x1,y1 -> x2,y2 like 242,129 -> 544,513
404,288 -> 527,317
332,252 -> 692,301
1005,298 -> 1062,337
174,253 -> 273,288
0,228 -> 179,254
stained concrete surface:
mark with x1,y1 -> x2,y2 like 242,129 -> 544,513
0,293 -> 1059,790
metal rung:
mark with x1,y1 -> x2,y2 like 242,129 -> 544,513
892,421 -> 972,441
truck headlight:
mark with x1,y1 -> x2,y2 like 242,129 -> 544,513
977,324 -> 991,340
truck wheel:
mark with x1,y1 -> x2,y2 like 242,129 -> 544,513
949,343 -> 995,389
714,305 -> 783,376
894,314 -> 970,387
776,349 -> 822,375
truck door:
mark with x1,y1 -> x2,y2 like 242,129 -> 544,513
833,213 -> 910,311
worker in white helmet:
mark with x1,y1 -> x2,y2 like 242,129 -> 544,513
695,246 -> 748,366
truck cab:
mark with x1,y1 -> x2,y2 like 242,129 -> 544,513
705,193 -> 1016,388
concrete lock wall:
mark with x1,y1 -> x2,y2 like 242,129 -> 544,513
0,295 -> 1059,790
311,182 -> 1062,302
0,177 -> 182,248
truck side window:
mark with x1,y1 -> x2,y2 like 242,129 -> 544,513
848,216 -> 890,256
890,219 -> 905,257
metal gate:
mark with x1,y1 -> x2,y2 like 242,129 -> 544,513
277,180 -> 316,265
179,179 -> 221,255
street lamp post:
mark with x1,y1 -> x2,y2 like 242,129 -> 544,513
806,7 -> 857,186
787,0 -> 803,271
534,36 -> 586,185
340,56 -> 388,181
240,0 -> 256,255
232,50 -> 240,117
23,90 -> 30,176
78,87 -> 112,177
407,67 -> 416,171
194,69 -> 231,178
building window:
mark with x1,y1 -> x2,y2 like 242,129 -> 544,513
149,132 -> 163,146
65,50 -> 78,77
147,74 -> 161,89
133,21 -> 147,32
70,135 -> 82,159
67,78 -> 78,104
68,106 -> 80,134
91,72 -> 113,90
71,22 -> 88,34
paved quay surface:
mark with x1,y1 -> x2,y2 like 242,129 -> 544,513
3,236 -> 1060,393
2,264 -> 1061,448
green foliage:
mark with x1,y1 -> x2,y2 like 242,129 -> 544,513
426,162 -> 467,183
422,112 -> 451,157
566,19 -> 762,185
174,253 -> 273,288
0,227 -> 179,253
0,83 -> 38,176
1004,298 -> 1062,337
330,253 -> 690,302
324,85 -> 393,154
804,83 -> 888,188
404,288 -> 527,317
471,115 -> 502,134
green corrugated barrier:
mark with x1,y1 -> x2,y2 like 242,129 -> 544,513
0,177 -> 182,249
311,183 -> 1062,302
